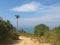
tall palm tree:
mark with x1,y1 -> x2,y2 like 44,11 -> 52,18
15,15 -> 20,30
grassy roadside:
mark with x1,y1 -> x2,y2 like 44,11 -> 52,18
19,32 -> 50,43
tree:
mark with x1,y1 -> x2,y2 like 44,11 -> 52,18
34,24 -> 49,37
15,15 -> 20,30
0,19 -> 19,42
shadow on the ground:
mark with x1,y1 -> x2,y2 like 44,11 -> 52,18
0,39 -> 22,45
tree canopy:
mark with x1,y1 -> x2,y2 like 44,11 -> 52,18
34,24 -> 49,37
0,19 -> 19,42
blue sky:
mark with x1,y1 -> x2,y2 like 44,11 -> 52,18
0,0 -> 60,32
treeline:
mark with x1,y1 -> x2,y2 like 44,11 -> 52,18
34,24 -> 60,45
0,18 -> 19,43
19,24 -> 60,45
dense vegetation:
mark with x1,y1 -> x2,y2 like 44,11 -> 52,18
34,24 -> 49,36
34,24 -> 60,45
0,17 -> 60,45
19,24 -> 60,45
0,19 -> 19,43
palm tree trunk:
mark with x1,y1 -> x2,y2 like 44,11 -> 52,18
17,18 -> 18,30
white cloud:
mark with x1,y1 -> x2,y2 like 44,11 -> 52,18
10,2 -> 60,28
9,1 -> 46,12
26,5 -> 60,27
10,2 -> 39,12
18,15 -> 60,28
18,4 -> 60,27
36,4 -> 60,14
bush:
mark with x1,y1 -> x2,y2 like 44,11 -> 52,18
0,19 -> 19,42
34,24 -> 49,37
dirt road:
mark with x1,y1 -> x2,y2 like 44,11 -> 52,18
12,36 -> 51,45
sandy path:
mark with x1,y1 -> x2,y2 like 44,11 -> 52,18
13,36 -> 51,45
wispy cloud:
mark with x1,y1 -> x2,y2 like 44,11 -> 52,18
17,3 -> 60,27
9,1 -> 46,12
19,15 -> 60,26
10,1 -> 60,28
10,2 -> 39,12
